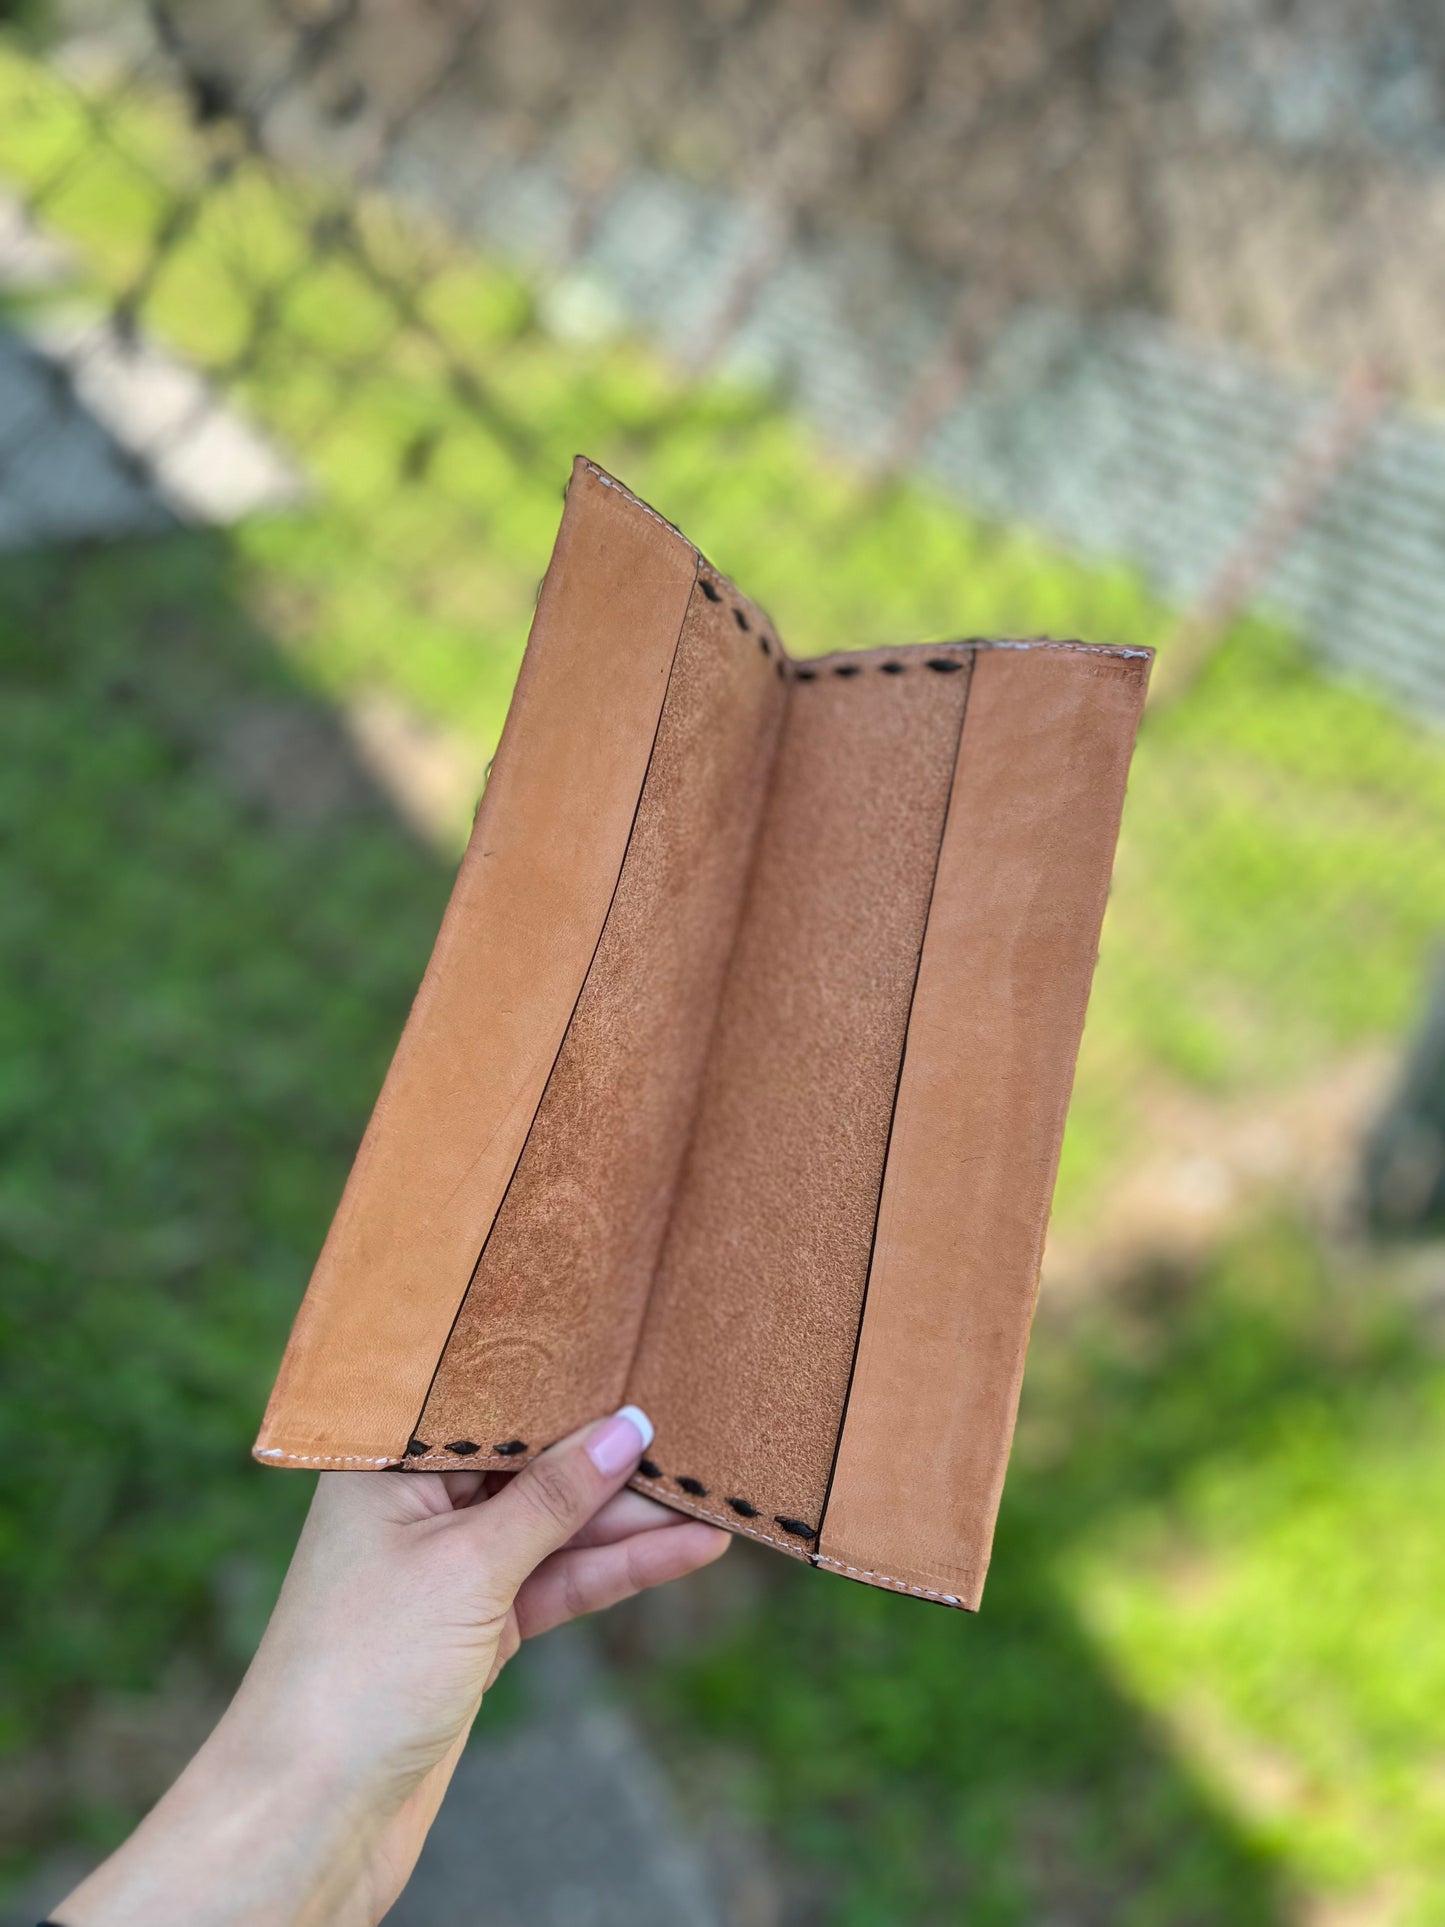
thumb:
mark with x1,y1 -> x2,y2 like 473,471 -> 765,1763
472,1405 -> 654,1598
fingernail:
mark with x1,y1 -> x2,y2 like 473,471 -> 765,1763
586,1404 -> 653,1477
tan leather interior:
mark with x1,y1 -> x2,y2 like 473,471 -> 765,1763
817,643 -> 1150,1606
253,463 -> 697,1465
256,457 -> 1150,1609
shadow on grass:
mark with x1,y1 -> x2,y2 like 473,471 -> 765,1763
5,526 -> 1430,1923
654,1225 -> 1433,1925
0,528 -> 462,1857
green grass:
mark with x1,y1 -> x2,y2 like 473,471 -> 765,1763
661,1224 -> 1445,1923
0,533 -> 451,1770
2,36 -> 1445,1922
2,40 -> 1440,1226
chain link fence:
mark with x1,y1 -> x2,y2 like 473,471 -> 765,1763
4,0 -> 1445,1245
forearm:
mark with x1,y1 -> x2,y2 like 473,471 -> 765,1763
53,1704 -> 384,1927
49,1411 -> 718,1927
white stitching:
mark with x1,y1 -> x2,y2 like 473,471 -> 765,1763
255,1448 -> 398,1465
971,638 -> 1151,659
808,640 -> 1150,667
579,461 -> 755,609
580,462 -> 692,548
404,1454 -> 517,1470
812,1554 -> 964,1605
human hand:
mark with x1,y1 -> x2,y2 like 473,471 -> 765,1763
55,1407 -> 728,1927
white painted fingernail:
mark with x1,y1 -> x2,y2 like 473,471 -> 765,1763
586,1405 -> 653,1477
615,1404 -> 654,1451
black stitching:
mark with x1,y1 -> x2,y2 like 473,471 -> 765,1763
677,1476 -> 708,1497
733,607 -> 750,631
700,578 -> 721,602
795,667 -> 817,681
639,1457 -> 661,1479
926,657 -> 965,673
833,663 -> 861,678
774,1516 -> 817,1539
880,661 -> 906,675
494,1439 -> 527,1456
726,1496 -> 759,1518
444,1440 -> 480,1456
405,1438 -> 430,1457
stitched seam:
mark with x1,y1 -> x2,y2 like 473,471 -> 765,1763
396,1445 -> 819,1543
259,1439 -> 964,1600
391,1452 -> 813,1547
969,638 -> 1150,658
581,461 -> 694,546
255,1449 -> 398,1465
794,640 -> 1150,671
812,1554 -> 964,1604
261,1453 -> 964,1601
580,461 -> 777,627
578,467 -> 1144,669
405,1453 -> 521,1469
630,1476 -> 809,1553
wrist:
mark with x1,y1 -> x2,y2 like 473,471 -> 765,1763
54,1708 -> 381,1927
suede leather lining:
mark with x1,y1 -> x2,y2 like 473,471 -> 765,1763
415,568 -> 787,1455
619,655 -> 969,1543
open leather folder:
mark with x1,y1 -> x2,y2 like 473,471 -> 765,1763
256,457 -> 1150,1610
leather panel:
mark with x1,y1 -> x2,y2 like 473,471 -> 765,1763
254,459 -> 697,1465
411,574 -> 787,1462
623,654 -> 970,1547
816,644 -> 1150,1607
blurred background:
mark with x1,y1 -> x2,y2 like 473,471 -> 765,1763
3,1 -> 1444,1921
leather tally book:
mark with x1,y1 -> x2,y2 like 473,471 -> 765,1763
256,457 -> 1151,1610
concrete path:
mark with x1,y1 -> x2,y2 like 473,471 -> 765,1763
389,1626 -> 725,1927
